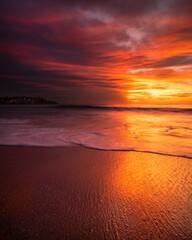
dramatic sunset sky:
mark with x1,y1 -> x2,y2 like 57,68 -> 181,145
0,0 -> 192,105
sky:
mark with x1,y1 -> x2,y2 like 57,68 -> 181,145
0,0 -> 192,106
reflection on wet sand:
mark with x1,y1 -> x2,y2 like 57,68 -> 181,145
106,151 -> 192,239
0,146 -> 191,239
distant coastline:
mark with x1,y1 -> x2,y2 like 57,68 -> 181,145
0,96 -> 57,105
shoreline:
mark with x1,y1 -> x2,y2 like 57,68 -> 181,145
1,145 -> 191,239
0,144 -> 192,160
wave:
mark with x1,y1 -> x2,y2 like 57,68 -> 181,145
1,107 -> 191,159
77,145 -> 192,159
1,140 -> 191,159
56,105 -> 192,113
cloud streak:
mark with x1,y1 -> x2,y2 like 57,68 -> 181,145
0,0 -> 192,105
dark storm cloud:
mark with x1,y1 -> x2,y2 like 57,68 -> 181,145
0,18 -> 92,66
0,48 -> 122,93
2,0 -> 191,28
0,0 -> 178,16
0,14 -> 119,69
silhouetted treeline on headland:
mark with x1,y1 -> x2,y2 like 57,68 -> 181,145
0,96 -> 57,104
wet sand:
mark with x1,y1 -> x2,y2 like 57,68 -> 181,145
0,146 -> 191,239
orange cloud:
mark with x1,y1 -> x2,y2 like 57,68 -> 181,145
0,0 -> 191,105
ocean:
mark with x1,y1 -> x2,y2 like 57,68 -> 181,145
0,105 -> 191,158
1,105 -> 192,239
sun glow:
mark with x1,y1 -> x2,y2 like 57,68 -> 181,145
0,0 -> 192,106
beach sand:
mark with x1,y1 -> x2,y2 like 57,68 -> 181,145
0,146 -> 191,239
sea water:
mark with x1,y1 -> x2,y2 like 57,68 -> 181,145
0,105 -> 192,158
0,105 -> 192,239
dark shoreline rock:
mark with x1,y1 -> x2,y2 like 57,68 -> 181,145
0,96 -> 57,105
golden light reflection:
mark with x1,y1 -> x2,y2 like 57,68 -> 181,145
106,111 -> 192,157
105,151 -> 192,236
